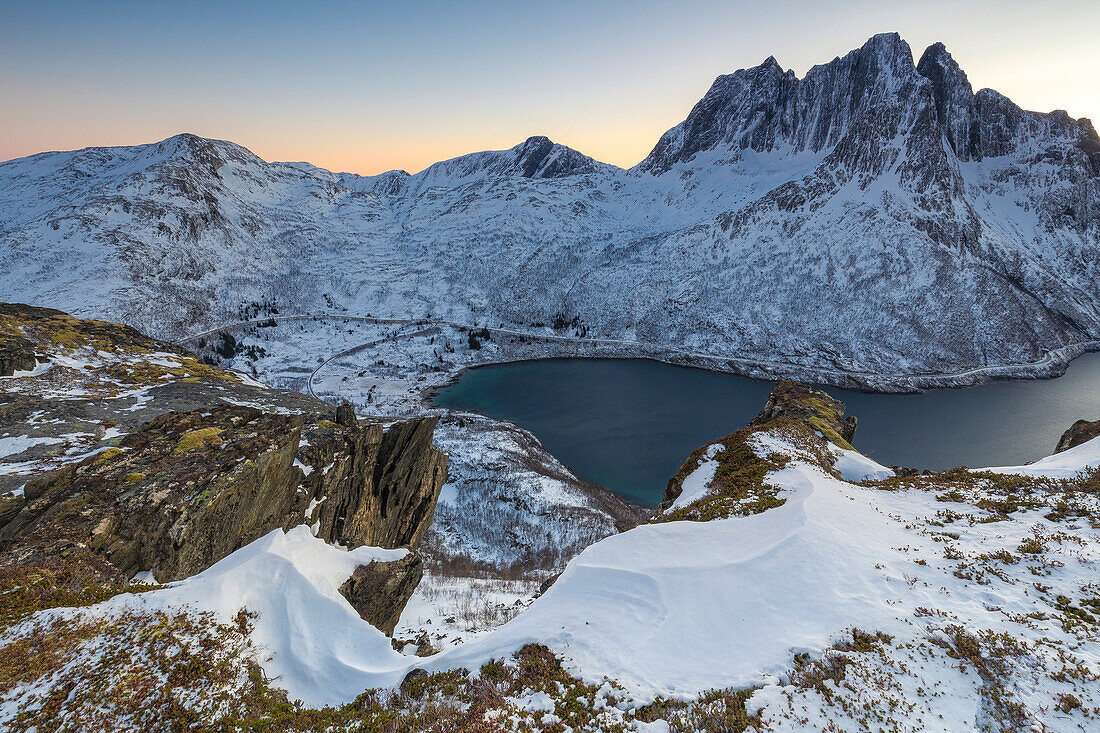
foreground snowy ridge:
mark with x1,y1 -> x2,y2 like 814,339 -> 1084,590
1,32 -> 1098,388
9,419 -> 1098,730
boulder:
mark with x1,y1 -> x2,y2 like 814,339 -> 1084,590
393,631 -> 438,657
1055,419 -> 1100,453
400,668 -> 429,696
0,307 -> 46,376
0,334 -> 40,376
335,402 -> 358,427
339,552 -> 424,636
538,572 -> 561,597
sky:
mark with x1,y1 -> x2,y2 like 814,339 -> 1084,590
2,0 -> 1098,175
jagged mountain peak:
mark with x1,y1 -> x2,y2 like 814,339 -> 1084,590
637,32 -> 929,175
757,55 -> 782,71
805,32 -> 916,82
637,31 -> 1100,182
916,41 -> 970,89
848,32 -> 919,81
915,42 -> 976,160
519,134 -> 553,147
918,41 -> 953,65
858,31 -> 911,59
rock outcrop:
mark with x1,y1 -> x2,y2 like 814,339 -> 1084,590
749,379 -> 857,448
1,405 -> 302,581
297,416 -> 448,551
0,403 -> 447,584
1055,419 -> 1100,453
0,329 -> 41,377
1,301 -> 185,360
656,379 -> 858,517
0,303 -> 449,615
338,553 -> 424,636
0,303 -> 54,376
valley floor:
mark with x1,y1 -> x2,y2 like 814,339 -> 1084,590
184,312 -> 1100,405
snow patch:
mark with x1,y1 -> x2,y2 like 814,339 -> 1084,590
667,443 -> 724,511
0,434 -> 65,459
827,444 -> 894,481
980,435 -> 1100,478
75,526 -> 409,707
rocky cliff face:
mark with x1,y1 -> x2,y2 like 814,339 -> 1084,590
0,404 -> 446,584
297,412 -> 448,552
0,305 -> 448,599
749,379 -> 857,448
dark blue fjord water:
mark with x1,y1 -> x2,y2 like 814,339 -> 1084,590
433,355 -> 1100,507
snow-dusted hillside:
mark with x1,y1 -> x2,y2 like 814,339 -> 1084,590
10,409 -> 1098,730
1,32 -> 1098,384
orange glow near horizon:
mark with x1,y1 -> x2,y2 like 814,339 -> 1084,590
2,2 -> 1098,175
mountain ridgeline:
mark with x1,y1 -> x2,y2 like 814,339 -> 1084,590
1,33 -> 1097,385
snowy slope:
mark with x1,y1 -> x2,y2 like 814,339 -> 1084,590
981,434 -> 1100,478
46,429 -> 1100,730
1,33 -> 1098,383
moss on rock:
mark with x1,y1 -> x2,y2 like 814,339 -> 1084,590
173,427 -> 223,455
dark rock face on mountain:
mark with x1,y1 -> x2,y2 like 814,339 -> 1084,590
417,135 -> 608,181
916,42 -> 979,162
298,415 -> 448,551
339,553 -> 424,636
1055,419 -> 1100,454
508,136 -> 603,178
919,42 -> 1100,171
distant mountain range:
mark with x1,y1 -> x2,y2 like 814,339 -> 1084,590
2,32 -> 1098,382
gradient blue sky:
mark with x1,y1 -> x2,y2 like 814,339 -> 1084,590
3,0 -> 1098,174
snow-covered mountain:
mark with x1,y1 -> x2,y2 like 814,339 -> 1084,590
2,32 -> 1098,381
